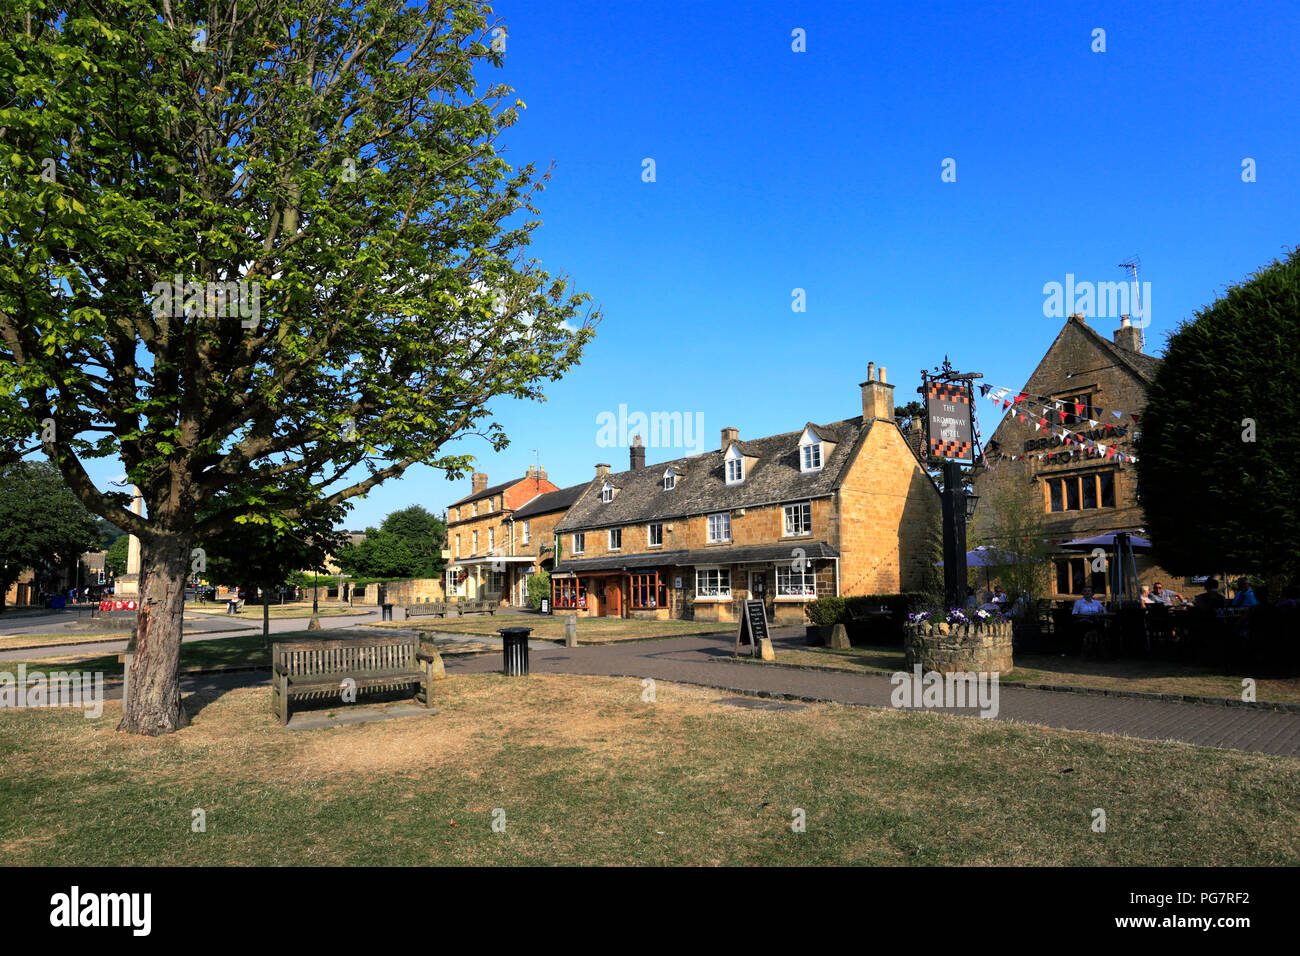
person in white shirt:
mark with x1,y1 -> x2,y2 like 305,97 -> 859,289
1072,587 -> 1106,616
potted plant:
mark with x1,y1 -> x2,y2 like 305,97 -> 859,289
804,596 -> 845,645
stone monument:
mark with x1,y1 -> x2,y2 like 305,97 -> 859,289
115,487 -> 145,598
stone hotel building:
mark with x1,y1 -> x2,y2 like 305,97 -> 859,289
974,313 -> 1179,599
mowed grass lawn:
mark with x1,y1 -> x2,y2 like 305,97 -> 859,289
0,673 -> 1296,865
389,615 -> 729,643
781,645 -> 1300,707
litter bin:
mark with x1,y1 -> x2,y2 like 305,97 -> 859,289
381,602 -> 394,622
499,626 -> 532,676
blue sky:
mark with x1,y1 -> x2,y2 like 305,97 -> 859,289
85,1 -> 1300,528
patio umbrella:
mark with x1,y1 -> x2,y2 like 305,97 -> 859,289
936,546 -> 1034,590
1059,530 -> 1147,604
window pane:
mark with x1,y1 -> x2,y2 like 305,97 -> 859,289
1065,478 -> 1080,510
1081,474 -> 1098,509
1099,471 -> 1115,508
1049,480 -> 1063,512
1056,561 -> 1069,594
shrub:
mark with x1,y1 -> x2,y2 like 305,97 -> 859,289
804,596 -> 846,626
526,570 -> 551,610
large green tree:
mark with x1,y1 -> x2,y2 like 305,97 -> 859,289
1137,248 -> 1300,586
334,504 -> 446,580
0,1 -> 597,733
0,460 -> 99,607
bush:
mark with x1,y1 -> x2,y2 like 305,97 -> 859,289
527,570 -> 550,610
804,596 -> 845,626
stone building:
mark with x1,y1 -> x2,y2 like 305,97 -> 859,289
443,466 -> 560,605
973,313 -> 1178,599
550,365 -> 941,624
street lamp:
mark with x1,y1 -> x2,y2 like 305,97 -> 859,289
964,492 -> 980,521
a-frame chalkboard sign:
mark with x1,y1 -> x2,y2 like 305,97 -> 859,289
734,599 -> 770,657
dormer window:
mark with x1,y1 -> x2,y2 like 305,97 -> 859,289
663,469 -> 676,491
601,481 -> 614,503
724,446 -> 745,484
799,427 -> 828,473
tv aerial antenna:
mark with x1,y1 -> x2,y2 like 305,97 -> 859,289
1118,256 -> 1145,350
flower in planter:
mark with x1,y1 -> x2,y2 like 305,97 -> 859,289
906,611 -> 932,624
946,608 -> 969,626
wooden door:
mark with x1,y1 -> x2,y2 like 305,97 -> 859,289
606,579 -> 622,617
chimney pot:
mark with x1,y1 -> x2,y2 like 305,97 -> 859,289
721,426 -> 739,449
859,362 -> 896,423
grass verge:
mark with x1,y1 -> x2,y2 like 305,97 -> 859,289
0,673 -> 1295,865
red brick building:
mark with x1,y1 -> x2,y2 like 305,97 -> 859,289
444,466 -> 558,605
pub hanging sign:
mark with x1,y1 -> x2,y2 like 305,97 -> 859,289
925,380 -> 974,463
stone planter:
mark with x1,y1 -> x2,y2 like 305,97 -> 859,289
806,624 -> 833,646
904,620 -> 1014,675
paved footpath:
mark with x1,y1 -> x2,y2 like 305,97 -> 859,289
438,630 -> 1300,759
7,621 -> 1299,758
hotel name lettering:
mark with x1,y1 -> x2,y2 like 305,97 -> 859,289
1023,424 -> 1127,454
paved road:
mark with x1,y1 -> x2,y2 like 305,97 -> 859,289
0,607 -> 387,661
7,622 -> 1299,758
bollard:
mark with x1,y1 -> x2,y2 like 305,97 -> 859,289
564,614 -> 578,648
498,626 -> 532,676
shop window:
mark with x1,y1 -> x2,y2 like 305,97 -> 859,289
776,564 -> 816,597
696,567 -> 731,598
553,577 -> 587,609
630,572 -> 665,609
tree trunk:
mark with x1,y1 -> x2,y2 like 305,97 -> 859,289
118,533 -> 192,735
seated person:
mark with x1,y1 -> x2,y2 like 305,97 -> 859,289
1139,585 -> 1152,605
1148,582 -> 1182,606
1072,587 -> 1106,616
991,586 -> 1008,604
1193,577 -> 1227,611
1231,578 -> 1258,608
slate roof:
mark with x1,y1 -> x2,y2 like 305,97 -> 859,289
1071,315 -> 1162,382
554,417 -> 876,533
447,477 -> 525,509
555,541 -> 840,574
511,482 -> 591,520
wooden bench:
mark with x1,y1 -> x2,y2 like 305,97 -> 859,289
271,635 -> 435,725
406,601 -> 451,618
458,600 -> 496,616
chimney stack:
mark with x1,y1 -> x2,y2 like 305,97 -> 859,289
721,426 -> 739,449
471,472 -> 488,493
630,434 -> 646,471
595,463 -> 610,478
859,363 -> 895,422
1113,314 -> 1143,353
